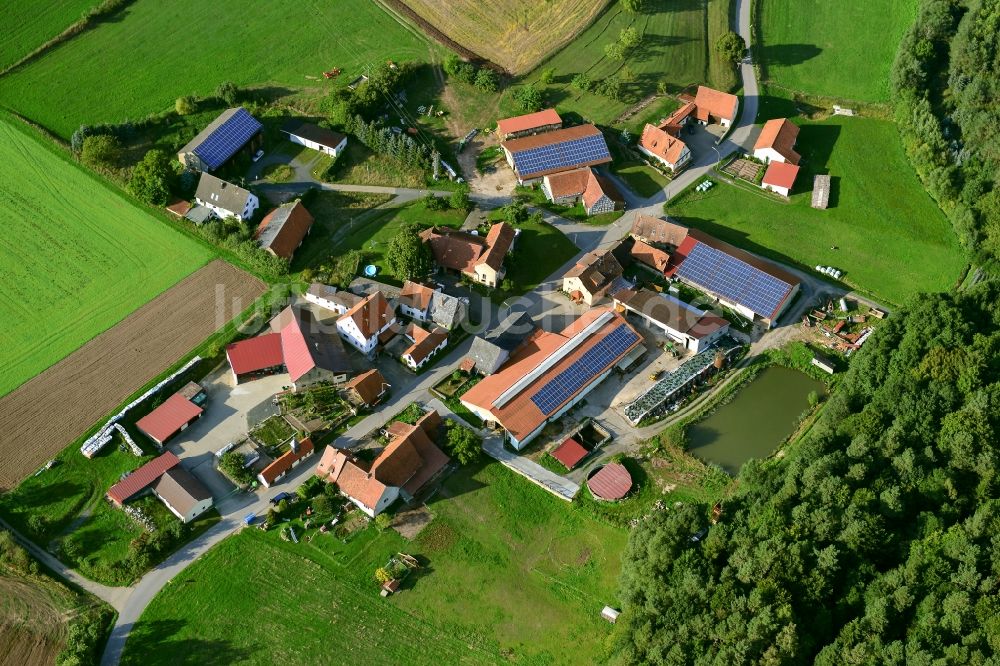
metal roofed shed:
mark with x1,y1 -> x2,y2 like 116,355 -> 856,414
107,452 -> 181,506
550,437 -> 589,470
177,108 -> 263,172
812,175 -> 831,209
587,463 -> 632,500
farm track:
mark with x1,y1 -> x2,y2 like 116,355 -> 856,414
0,260 -> 266,491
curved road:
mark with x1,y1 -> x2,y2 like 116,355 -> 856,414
85,4 -> 768,663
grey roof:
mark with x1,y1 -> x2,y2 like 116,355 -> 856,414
307,283 -> 362,311
195,172 -> 254,216
255,202 -> 298,250
468,311 -> 535,373
349,277 -> 401,301
184,204 -> 214,225
281,120 -> 347,150
428,291 -> 466,330
153,467 -> 212,516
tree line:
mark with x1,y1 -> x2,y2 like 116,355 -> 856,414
892,0 -> 1000,267
611,282 -> 1000,664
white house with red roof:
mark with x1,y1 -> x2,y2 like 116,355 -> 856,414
420,222 -> 516,288
461,309 -> 643,449
753,118 -> 801,164
638,123 -> 691,172
761,161 -> 800,197
315,410 -> 449,516
693,86 -> 739,127
613,289 -> 730,353
336,291 -> 396,357
400,324 -> 449,371
258,437 -> 315,488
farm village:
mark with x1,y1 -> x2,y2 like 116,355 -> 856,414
0,0 -> 993,664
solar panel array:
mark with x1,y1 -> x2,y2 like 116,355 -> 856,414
530,324 -> 639,414
193,109 -> 263,170
675,242 -> 792,318
513,133 -> 610,178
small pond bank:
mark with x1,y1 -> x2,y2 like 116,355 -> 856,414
687,366 -> 824,474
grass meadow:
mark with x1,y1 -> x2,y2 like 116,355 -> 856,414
0,0 -> 436,139
0,0 -> 96,70
121,463 -> 626,665
759,0 -> 918,102
0,116 -> 211,397
666,116 -> 965,305
400,0 -> 608,74
518,0 -> 736,124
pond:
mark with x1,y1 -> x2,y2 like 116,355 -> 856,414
687,366 -> 824,475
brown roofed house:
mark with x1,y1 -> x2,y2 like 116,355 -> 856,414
345,369 -> 390,407
694,86 -> 740,127
496,108 -> 562,139
152,467 -> 213,523
630,239 -> 670,273
255,200 -> 315,260
630,215 -> 689,250
562,250 -> 625,306
257,437 -> 315,488
336,291 -> 396,357
638,124 -> 691,172
421,222 -> 515,288
753,118 -> 801,165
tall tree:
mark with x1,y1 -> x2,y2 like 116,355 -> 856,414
128,149 -> 173,205
385,224 -> 432,281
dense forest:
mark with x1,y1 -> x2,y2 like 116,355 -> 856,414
893,0 -> 1000,266
610,283 -> 1000,664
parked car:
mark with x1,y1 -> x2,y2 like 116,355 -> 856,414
252,149 -> 265,162
269,491 -> 294,505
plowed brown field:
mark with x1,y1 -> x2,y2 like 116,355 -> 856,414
0,260 -> 267,491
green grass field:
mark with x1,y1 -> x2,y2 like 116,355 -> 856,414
0,116 -> 211,396
666,116 -> 965,305
759,0 -> 917,102
521,0 -> 735,124
121,463 -> 626,665
0,0 -> 96,70
0,0 -> 435,139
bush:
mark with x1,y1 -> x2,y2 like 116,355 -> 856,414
277,499 -> 289,514
512,83 -> 543,113
81,134 -> 122,168
128,149 -> 172,205
474,68 -> 500,93
312,495 -> 333,516
374,513 -> 393,531
423,192 -> 448,210
449,183 -> 471,211
219,450 -> 255,486
571,73 -> 593,92
539,68 -> 555,85
715,31 -> 747,64
216,81 -> 240,105
442,420 -> 482,465
26,514 -> 48,536
175,95 -> 197,115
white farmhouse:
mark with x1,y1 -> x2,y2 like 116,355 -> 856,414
336,291 -> 396,357
194,172 -> 258,221
281,120 -> 348,158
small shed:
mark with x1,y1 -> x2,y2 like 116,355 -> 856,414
601,606 -> 621,624
380,579 -> 401,597
812,175 -> 831,209
810,352 -> 836,375
550,437 -> 589,470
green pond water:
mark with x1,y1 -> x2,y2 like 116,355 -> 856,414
687,366 -> 824,475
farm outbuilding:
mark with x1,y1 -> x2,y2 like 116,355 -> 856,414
281,120 -> 348,157
177,107 -> 263,172
587,463 -> 632,501
135,381 -> 207,447
152,466 -> 213,523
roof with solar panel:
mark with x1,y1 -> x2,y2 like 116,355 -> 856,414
501,124 -> 611,179
460,309 -> 642,442
178,107 -> 262,171
668,229 -> 799,320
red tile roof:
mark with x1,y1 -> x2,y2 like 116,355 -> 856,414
551,438 -> 588,469
420,228 -> 484,273
545,168 -> 590,199
762,161 -> 800,191
107,452 -> 180,505
587,463 -> 632,500
461,309 -> 642,441
342,291 -> 394,340
398,281 -> 434,312
346,369 -> 389,405
694,86 -> 739,123
754,118 -> 801,164
497,108 -> 561,136
226,333 -> 284,375
501,124 -> 611,178
630,239 -> 670,272
502,123 -> 602,153
136,392 -> 203,444
165,199 -> 192,216
640,124 -> 688,165
403,326 -> 448,365
659,101 -> 696,127
254,201 -> 315,260
479,222 -> 516,271
583,172 -> 623,211
630,215 -> 689,247
259,437 -> 314,486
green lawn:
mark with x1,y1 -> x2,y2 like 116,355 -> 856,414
486,212 -> 580,297
0,0 -> 436,139
521,0 -> 735,124
0,0 -> 96,70
291,190 -> 393,273
0,115 -> 211,397
759,0 -> 917,102
122,463 -> 627,665
607,135 -> 672,198
666,116 -> 965,305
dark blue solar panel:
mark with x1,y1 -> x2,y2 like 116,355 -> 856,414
512,133 -> 610,177
192,109 -> 262,170
530,324 -> 639,414
675,242 -> 792,318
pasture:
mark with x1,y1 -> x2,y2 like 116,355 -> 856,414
0,0 -> 95,70
520,0 -> 735,124
0,116 -> 211,399
399,0 -> 607,74
666,117 -> 965,305
0,0 -> 436,139
759,0 -> 917,102
120,463 -> 625,665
